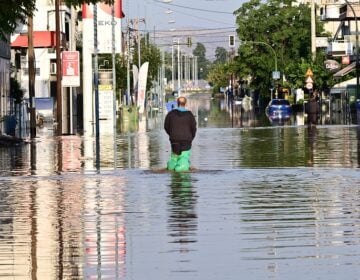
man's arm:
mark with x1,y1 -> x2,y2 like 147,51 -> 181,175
164,113 -> 170,135
191,114 -> 197,139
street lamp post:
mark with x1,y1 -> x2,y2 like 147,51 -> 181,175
243,40 -> 277,72
344,0 -> 359,102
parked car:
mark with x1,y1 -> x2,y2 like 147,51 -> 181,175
265,99 -> 292,119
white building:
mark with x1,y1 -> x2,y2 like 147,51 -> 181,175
0,38 -> 11,135
11,0 -> 77,134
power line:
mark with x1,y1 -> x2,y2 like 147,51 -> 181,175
153,0 -> 234,14
156,6 -> 235,26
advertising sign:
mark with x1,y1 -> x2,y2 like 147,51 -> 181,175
82,0 -> 124,53
62,51 -> 80,87
324,59 -> 340,73
272,71 -> 280,80
137,62 -> 149,114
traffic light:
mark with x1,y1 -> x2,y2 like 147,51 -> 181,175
187,37 -> 192,48
229,35 -> 235,47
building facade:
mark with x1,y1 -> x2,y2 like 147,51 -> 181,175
0,38 -> 11,135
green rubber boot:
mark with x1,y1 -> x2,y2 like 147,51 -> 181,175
174,150 -> 191,172
167,153 -> 179,171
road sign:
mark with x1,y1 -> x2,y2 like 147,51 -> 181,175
305,76 -> 313,83
272,71 -> 280,80
305,68 -> 313,76
62,51 -> 80,87
306,82 -> 313,90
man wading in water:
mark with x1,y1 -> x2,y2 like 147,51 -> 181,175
164,96 -> 197,172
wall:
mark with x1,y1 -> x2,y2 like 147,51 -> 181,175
0,38 -> 10,134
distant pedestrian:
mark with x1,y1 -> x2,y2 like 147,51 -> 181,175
306,95 -> 320,126
164,96 -> 197,172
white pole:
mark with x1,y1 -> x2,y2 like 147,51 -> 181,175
171,46 -> 175,91
177,38 -> 181,93
311,0 -> 316,61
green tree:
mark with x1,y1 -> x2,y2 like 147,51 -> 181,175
136,36 -> 161,89
214,47 -> 228,64
100,35 -> 162,95
234,0 -> 328,97
0,1 -> 36,41
208,63 -> 231,89
193,42 -> 210,80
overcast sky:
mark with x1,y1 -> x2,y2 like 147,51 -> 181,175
122,0 -> 243,59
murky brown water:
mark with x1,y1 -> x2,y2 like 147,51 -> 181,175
1,94 -> 360,279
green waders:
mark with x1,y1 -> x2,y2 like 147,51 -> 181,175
167,150 -> 191,172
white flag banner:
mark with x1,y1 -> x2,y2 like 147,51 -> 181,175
132,64 -> 139,92
137,62 -> 149,114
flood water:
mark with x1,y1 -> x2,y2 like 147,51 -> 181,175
1,93 -> 360,279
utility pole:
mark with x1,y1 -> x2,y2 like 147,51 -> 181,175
28,16 -> 36,138
194,56 -> 198,88
69,6 -> 77,135
111,5 -> 117,133
93,4 -> 100,169
171,45 -> 175,91
344,0 -> 359,101
129,18 -> 145,69
55,0 -> 62,135
126,20 -> 131,105
177,38 -> 181,93
311,0 -> 316,61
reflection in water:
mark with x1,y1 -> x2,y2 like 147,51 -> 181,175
358,111 -> 360,167
307,125 -> 317,166
83,177 -> 126,279
168,173 -> 198,252
1,94 -> 360,174
0,175 -> 127,279
1,94 -> 360,279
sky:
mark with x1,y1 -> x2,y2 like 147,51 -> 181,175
122,0 -> 243,59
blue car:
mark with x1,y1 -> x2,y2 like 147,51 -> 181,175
265,99 -> 292,119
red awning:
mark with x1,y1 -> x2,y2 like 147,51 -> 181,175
11,31 -> 57,48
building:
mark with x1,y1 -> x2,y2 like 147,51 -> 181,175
10,0 -> 78,134
0,37 -> 11,135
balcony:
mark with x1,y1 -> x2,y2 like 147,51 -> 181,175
339,4 -> 360,20
327,40 -> 353,56
320,4 -> 340,21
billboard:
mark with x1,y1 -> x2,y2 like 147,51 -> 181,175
62,51 -> 80,87
82,0 -> 124,54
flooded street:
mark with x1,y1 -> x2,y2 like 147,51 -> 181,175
1,93 -> 360,279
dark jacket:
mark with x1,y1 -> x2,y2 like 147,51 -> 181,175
164,108 -> 197,154
306,99 -> 320,125
306,99 -> 320,115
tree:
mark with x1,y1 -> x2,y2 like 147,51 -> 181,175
10,77 -> 24,104
193,43 -> 210,80
0,0 -> 36,41
208,63 -> 231,89
134,36 -> 161,91
234,0 -> 328,97
214,47 -> 228,64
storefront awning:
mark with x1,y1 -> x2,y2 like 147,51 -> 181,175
333,62 -> 356,78
11,31 -> 57,48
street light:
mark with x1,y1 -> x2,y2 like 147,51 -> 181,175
343,0 -> 359,102
241,40 -> 277,72
241,40 -> 278,97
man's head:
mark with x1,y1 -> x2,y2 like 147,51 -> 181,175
177,96 -> 187,107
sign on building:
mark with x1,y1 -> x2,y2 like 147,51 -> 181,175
82,0 -> 124,54
62,51 -> 80,87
